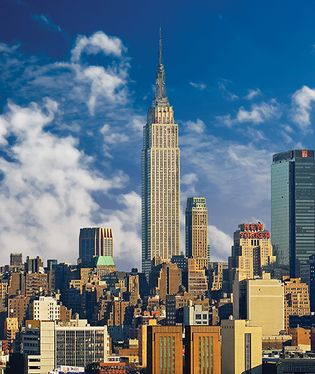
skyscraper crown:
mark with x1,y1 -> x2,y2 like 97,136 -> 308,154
154,28 -> 169,106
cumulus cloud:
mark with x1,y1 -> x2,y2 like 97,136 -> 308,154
101,123 -> 129,158
0,100 -> 141,266
189,81 -> 207,90
291,85 -> 315,132
218,100 -> 281,127
209,225 -> 232,260
185,118 -> 206,134
71,31 -> 124,63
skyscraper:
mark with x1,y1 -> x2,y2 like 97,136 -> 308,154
142,30 -> 180,275
186,197 -> 209,270
271,150 -> 315,283
79,227 -> 113,266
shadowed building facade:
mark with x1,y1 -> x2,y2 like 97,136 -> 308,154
142,31 -> 180,276
185,197 -> 209,270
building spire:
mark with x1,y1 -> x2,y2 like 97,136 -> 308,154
155,27 -> 169,105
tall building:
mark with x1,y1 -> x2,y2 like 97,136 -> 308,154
310,254 -> 315,312
184,325 -> 221,374
142,31 -> 180,276
31,296 -> 60,321
79,227 -> 113,266
228,222 -> 276,288
233,273 -> 284,336
185,258 -> 208,298
221,319 -> 262,374
271,150 -> 315,283
185,197 -> 209,270
147,325 -> 183,374
149,262 -> 181,302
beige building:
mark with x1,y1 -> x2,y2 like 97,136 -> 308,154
210,262 -> 227,291
228,222 -> 276,287
31,296 -> 60,321
283,277 -> 310,330
233,273 -> 284,336
142,31 -> 180,276
187,258 -> 208,298
185,197 -> 209,270
221,319 -> 262,374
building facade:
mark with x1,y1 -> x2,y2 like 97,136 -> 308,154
184,325 -> 221,374
221,319 -> 262,374
79,227 -> 113,267
147,325 -> 183,374
271,150 -> 315,283
228,222 -> 276,287
142,32 -> 180,276
185,197 -> 209,270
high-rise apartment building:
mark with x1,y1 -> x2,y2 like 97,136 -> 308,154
186,197 -> 209,270
147,325 -> 183,374
221,319 -> 262,374
79,227 -> 113,267
228,222 -> 276,287
31,296 -> 60,321
184,326 -> 221,374
142,31 -> 180,276
271,150 -> 315,283
185,258 -> 208,298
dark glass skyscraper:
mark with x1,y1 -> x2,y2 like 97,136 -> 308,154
271,150 -> 315,283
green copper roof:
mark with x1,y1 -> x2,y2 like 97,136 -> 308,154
94,256 -> 115,267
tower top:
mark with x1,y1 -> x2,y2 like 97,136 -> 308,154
154,28 -> 169,106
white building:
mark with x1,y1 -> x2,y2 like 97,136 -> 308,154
183,303 -> 209,326
23,320 -> 109,374
31,296 -> 60,321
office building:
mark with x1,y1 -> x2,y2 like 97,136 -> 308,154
149,262 -> 181,302
147,325 -> 183,374
228,222 -> 276,287
25,256 -> 44,274
23,320 -> 109,373
283,277 -> 310,330
184,325 -> 221,374
271,150 -> 315,283
79,227 -> 113,266
142,31 -> 180,276
233,273 -> 284,336
185,258 -> 208,298
309,254 -> 315,312
221,319 -> 262,374
185,197 -> 209,270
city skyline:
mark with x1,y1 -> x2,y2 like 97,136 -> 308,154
2,1 -> 315,270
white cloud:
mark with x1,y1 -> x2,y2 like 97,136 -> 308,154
218,79 -> 239,101
100,123 -> 129,158
185,118 -> 206,134
218,100 -> 281,127
209,225 -> 232,261
0,101 -> 134,265
71,31 -> 124,63
33,14 -> 62,33
291,85 -> 315,131
244,88 -> 262,100
236,100 -> 280,124
189,81 -> 207,90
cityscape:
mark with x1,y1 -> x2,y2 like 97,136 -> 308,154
2,1 -> 315,374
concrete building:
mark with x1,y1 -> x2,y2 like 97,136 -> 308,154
229,223 -> 276,288
183,303 -> 209,326
10,253 -> 22,267
147,325 -> 183,374
185,197 -> 209,270
271,150 -> 315,283
221,319 -> 262,374
149,262 -> 181,302
186,258 -> 208,298
184,325 -> 221,374
233,273 -> 284,336
210,261 -> 228,292
25,256 -> 44,274
31,296 -> 60,321
79,227 -> 114,267
142,31 -> 180,276
283,277 -> 310,330
4,317 -> 18,346
23,320 -> 109,373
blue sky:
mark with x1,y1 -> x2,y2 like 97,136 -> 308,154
1,0 -> 315,270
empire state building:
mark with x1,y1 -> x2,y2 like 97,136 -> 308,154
142,31 -> 180,275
